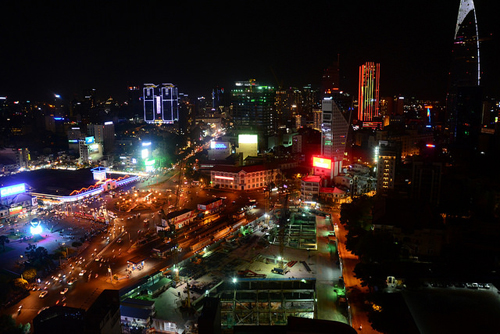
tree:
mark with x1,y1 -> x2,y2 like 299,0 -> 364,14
22,268 -> 37,281
0,314 -> 26,334
25,245 -> 53,270
0,235 -> 10,252
13,277 -> 29,290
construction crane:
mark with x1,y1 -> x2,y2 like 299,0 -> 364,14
172,160 -> 184,283
273,192 -> 289,275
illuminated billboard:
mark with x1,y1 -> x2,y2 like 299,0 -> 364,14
88,143 -> 100,153
313,157 -> 332,170
85,136 -> 95,144
238,134 -> 258,144
9,206 -> 23,215
145,159 -> 156,172
141,148 -> 149,159
210,141 -> 228,150
1,183 -> 26,198
142,141 -> 151,147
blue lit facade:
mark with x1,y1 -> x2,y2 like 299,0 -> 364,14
143,83 -> 179,124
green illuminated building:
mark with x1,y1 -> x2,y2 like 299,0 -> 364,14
231,79 -> 276,136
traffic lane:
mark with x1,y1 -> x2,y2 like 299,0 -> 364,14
335,215 -> 378,333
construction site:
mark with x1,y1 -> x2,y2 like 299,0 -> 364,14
119,188 -> 345,332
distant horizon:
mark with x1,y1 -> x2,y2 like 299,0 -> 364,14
1,1 -> 499,102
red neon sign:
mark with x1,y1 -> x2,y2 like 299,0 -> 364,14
313,157 -> 332,169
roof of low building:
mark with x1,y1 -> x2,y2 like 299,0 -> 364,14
302,175 -> 322,183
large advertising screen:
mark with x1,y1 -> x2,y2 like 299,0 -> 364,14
238,134 -> 258,144
0,183 -> 26,198
85,136 -> 95,144
313,157 -> 332,170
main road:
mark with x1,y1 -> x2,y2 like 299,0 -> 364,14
334,211 -> 381,333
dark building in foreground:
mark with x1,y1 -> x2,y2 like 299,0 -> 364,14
33,289 -> 121,334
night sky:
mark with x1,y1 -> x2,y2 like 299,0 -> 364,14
1,1 -> 499,102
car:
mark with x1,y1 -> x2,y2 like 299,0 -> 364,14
39,291 -> 48,298
79,270 -> 86,276
60,288 -> 68,294
18,305 -> 23,313
484,283 -> 491,289
67,278 -> 76,285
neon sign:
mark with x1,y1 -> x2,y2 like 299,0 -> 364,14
313,157 -> 332,170
215,176 -> 234,181
156,96 -> 161,114
1,183 -> 26,198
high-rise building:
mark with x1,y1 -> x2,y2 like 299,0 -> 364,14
411,159 -> 442,206
16,148 -> 30,169
447,0 -> 482,148
143,83 -> 179,124
318,98 -> 349,177
87,122 -> 115,154
231,79 -> 275,136
67,127 -> 82,152
358,62 -> 380,123
321,57 -> 340,97
127,86 -> 142,117
376,141 -> 398,194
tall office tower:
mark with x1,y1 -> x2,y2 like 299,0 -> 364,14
358,62 -> 380,122
143,83 -> 179,124
301,84 -> 319,116
211,86 -> 227,112
83,89 -> 97,109
447,0 -> 482,148
127,86 -> 142,117
376,141 -> 398,195
320,98 -> 349,177
16,148 -> 30,169
87,122 -> 115,154
321,57 -> 340,98
313,108 -> 322,131
67,127 -> 82,152
411,159 -> 442,206
178,94 -> 193,136
231,79 -> 275,136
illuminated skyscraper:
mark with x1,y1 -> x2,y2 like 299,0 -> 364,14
451,0 -> 480,87
357,62 -> 380,122
447,0 -> 482,147
319,98 -> 349,177
143,83 -> 179,124
231,79 -> 275,135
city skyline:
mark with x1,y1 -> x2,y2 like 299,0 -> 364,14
1,1 -> 499,102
